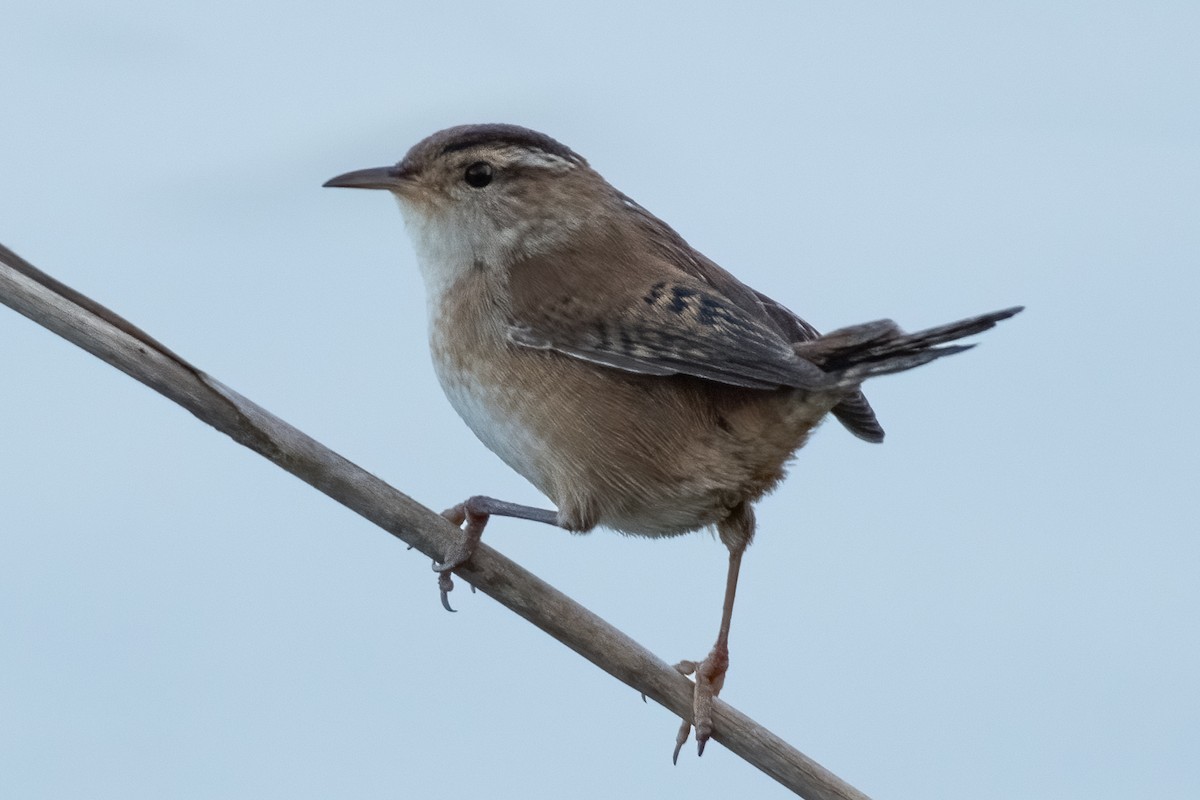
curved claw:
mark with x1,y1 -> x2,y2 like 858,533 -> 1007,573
437,568 -> 457,613
672,719 -> 691,765
430,495 -> 559,614
434,532 -> 474,612
671,652 -> 724,758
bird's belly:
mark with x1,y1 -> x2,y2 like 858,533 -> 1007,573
426,283 -> 817,537
429,339 -> 711,533
433,356 -> 554,495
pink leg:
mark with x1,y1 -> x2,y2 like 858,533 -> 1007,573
672,504 -> 754,762
436,495 -> 559,611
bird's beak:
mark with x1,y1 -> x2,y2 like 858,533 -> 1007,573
323,164 -> 412,191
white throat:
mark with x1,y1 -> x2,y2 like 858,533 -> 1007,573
394,193 -> 583,311
394,196 -> 484,306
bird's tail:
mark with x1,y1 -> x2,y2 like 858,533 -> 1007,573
798,306 -> 1024,391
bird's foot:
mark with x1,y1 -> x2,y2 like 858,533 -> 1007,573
432,496 -> 561,612
671,644 -> 729,763
434,500 -> 488,612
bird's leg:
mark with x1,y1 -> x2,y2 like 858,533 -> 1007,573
672,504 -> 754,762
436,495 -> 559,612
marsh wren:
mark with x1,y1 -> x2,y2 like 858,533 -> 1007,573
325,124 -> 1020,759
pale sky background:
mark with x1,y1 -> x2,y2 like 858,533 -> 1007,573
2,3 -> 1197,799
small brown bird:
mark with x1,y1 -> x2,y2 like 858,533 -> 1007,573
325,124 -> 1020,759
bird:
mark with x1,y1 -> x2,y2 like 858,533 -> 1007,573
324,123 -> 1021,760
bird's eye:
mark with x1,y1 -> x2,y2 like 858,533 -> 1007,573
464,161 -> 493,188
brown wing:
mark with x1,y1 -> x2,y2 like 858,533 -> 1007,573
632,198 -> 886,441
618,196 -> 884,441
745,286 -> 883,441
505,196 -> 885,437
506,256 -> 832,390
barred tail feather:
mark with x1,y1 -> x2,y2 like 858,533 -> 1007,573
810,306 -> 1022,439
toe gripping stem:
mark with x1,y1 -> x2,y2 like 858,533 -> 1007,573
434,499 -> 489,612
433,496 -> 560,612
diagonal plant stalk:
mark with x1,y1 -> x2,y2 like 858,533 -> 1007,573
0,242 -> 871,800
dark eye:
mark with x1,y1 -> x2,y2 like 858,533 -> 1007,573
464,161 -> 493,188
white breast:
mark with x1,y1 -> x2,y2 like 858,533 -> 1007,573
396,197 -> 561,501
429,327 -> 554,495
